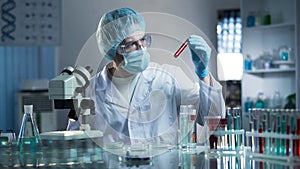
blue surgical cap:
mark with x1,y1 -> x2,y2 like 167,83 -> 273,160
96,8 -> 146,60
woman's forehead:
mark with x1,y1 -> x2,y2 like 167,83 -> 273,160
123,31 -> 145,42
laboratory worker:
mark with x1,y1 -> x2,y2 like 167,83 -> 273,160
68,7 -> 225,147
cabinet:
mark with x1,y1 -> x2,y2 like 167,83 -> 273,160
240,0 -> 299,110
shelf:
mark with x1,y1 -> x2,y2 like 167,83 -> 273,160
244,23 -> 295,31
240,0 -> 299,110
245,68 -> 295,74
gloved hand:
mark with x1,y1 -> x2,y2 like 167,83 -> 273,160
188,35 -> 211,78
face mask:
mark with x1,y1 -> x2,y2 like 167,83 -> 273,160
121,48 -> 150,74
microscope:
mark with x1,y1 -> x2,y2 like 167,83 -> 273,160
42,65 -> 103,140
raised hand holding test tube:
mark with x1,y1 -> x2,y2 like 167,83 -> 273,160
174,35 -> 211,79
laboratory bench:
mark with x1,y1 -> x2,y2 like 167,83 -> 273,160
1,138 -> 300,169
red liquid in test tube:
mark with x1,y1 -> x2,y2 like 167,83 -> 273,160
287,125 -> 290,156
259,128 -> 264,153
297,119 -> 300,156
174,40 -> 189,58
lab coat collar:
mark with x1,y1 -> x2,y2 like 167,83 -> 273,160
97,62 -> 157,106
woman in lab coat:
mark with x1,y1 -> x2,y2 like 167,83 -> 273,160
70,7 -> 225,148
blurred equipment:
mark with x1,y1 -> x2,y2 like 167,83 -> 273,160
222,80 -> 241,108
47,66 -> 102,139
18,79 -> 57,133
284,93 -> 296,109
0,129 -> 16,143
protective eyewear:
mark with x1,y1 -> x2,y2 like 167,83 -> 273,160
117,34 -> 151,54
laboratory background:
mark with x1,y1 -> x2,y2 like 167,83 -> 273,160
0,0 -> 299,168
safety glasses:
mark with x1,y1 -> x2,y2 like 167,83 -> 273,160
117,34 -> 151,54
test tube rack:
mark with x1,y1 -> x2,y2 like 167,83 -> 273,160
205,107 -> 245,156
246,108 -> 300,162
209,129 -> 245,155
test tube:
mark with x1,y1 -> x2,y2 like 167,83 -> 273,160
262,111 -> 270,154
226,107 -> 233,130
297,118 -> 300,156
263,110 -> 269,131
227,112 -> 233,150
276,114 -> 281,155
174,39 -> 189,58
179,105 -> 189,149
290,110 -> 297,156
249,121 -> 255,152
281,111 -> 287,155
286,109 -> 293,156
188,108 -> 197,149
263,120 -> 271,154
285,109 -> 292,156
234,116 -> 241,149
269,109 -> 276,154
258,123 -> 264,153
253,118 -> 259,153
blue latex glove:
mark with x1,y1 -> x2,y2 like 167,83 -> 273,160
188,35 -> 211,78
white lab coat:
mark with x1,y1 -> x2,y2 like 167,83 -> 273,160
70,62 -> 225,146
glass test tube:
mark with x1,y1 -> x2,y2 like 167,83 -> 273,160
275,113 -> 281,155
258,123 -> 264,154
262,110 -> 269,154
285,109 -> 292,156
250,108 -> 258,153
281,110 -> 287,156
290,110 -> 297,156
227,109 -> 233,150
254,118 -> 259,153
297,115 -> 300,156
248,108 -> 254,152
187,106 -> 197,149
174,39 -> 188,58
234,116 -> 241,149
179,105 -> 189,149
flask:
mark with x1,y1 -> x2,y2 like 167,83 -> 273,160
263,10 -> 271,25
272,90 -> 281,108
247,11 -> 255,27
244,55 -> 253,70
244,97 -> 253,113
255,11 -> 262,26
255,92 -> 266,108
18,105 -> 42,153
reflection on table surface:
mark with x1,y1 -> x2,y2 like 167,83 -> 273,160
1,139 -> 300,169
